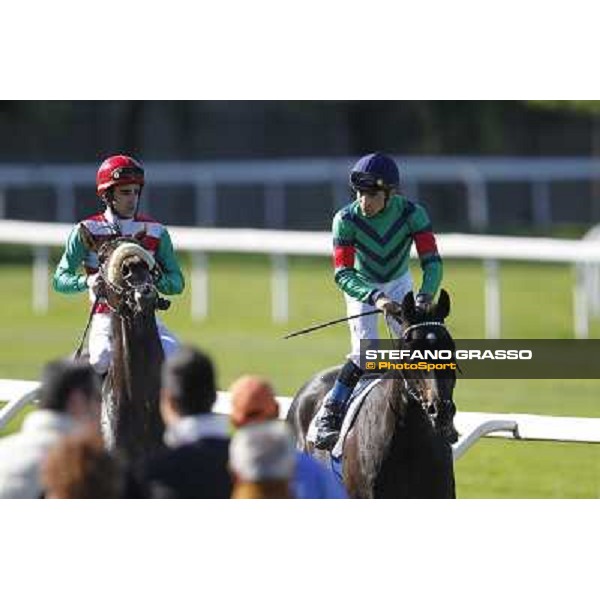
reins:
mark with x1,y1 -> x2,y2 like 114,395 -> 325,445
384,318 -> 449,424
74,296 -> 100,361
73,238 -> 161,357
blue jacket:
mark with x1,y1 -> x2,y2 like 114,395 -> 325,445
293,452 -> 347,499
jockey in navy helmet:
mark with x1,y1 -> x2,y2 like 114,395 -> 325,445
315,152 -> 457,450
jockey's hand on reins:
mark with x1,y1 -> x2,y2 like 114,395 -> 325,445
156,297 -> 171,311
150,265 -> 170,310
375,295 -> 402,318
151,264 -> 163,284
86,273 -> 106,297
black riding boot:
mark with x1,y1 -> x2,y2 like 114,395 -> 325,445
315,360 -> 364,451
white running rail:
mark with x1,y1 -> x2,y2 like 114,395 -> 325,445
2,379 -> 600,460
2,219 -> 600,336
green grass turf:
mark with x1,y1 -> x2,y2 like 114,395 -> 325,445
1,254 -> 599,497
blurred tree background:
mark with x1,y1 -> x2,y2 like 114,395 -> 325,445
0,100 -> 598,162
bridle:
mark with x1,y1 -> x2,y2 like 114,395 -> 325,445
97,238 -> 158,318
402,321 -> 449,340
386,319 -> 455,426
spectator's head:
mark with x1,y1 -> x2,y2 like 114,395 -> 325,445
42,427 -> 122,498
39,360 -> 102,425
229,375 -> 279,429
160,346 -> 216,426
229,421 -> 296,499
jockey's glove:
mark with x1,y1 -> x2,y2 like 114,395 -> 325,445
415,292 -> 433,314
86,273 -> 105,296
375,295 -> 402,316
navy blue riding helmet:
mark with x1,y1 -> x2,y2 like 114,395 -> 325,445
350,152 -> 400,191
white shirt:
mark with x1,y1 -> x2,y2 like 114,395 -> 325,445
0,410 -> 75,499
163,413 -> 229,448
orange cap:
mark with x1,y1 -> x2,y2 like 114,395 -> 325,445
229,375 -> 279,428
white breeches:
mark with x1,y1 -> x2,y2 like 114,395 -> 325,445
88,312 -> 180,375
345,272 -> 413,366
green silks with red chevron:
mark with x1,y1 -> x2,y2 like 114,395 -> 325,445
332,194 -> 442,304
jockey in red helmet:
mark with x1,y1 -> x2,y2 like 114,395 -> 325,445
53,154 -> 185,376
95,154 -> 146,220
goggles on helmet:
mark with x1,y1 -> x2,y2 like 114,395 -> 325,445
350,171 -> 386,192
111,165 -> 144,182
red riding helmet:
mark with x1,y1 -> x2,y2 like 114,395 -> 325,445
96,155 -> 145,197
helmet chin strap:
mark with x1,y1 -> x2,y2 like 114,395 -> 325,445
381,186 -> 396,210
103,190 -> 141,220
106,203 -> 130,221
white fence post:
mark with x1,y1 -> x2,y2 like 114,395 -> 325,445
271,254 -> 289,323
582,223 -> 600,317
585,262 -> 600,318
191,251 -> 208,320
452,419 -> 519,460
574,263 -> 589,339
33,246 -> 49,314
484,259 -> 501,339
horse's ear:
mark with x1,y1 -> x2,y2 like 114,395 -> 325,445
434,289 -> 451,321
401,291 -> 416,321
78,224 -> 97,253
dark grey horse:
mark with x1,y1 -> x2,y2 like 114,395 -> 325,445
287,290 -> 456,498
81,229 -> 167,462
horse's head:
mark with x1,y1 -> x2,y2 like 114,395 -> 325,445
97,237 -> 159,318
391,289 -> 456,435
80,224 -> 167,319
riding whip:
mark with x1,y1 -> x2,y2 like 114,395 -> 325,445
74,296 -> 100,360
283,309 -> 382,339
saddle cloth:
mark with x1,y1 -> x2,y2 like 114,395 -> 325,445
306,377 -> 382,459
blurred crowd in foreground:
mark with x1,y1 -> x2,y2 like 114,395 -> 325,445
0,346 -> 347,499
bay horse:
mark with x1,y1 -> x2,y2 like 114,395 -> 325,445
81,227 -> 168,462
287,290 -> 457,499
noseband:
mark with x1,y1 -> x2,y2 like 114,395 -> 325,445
390,320 -> 453,426
97,239 -> 157,317
402,321 -> 448,340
